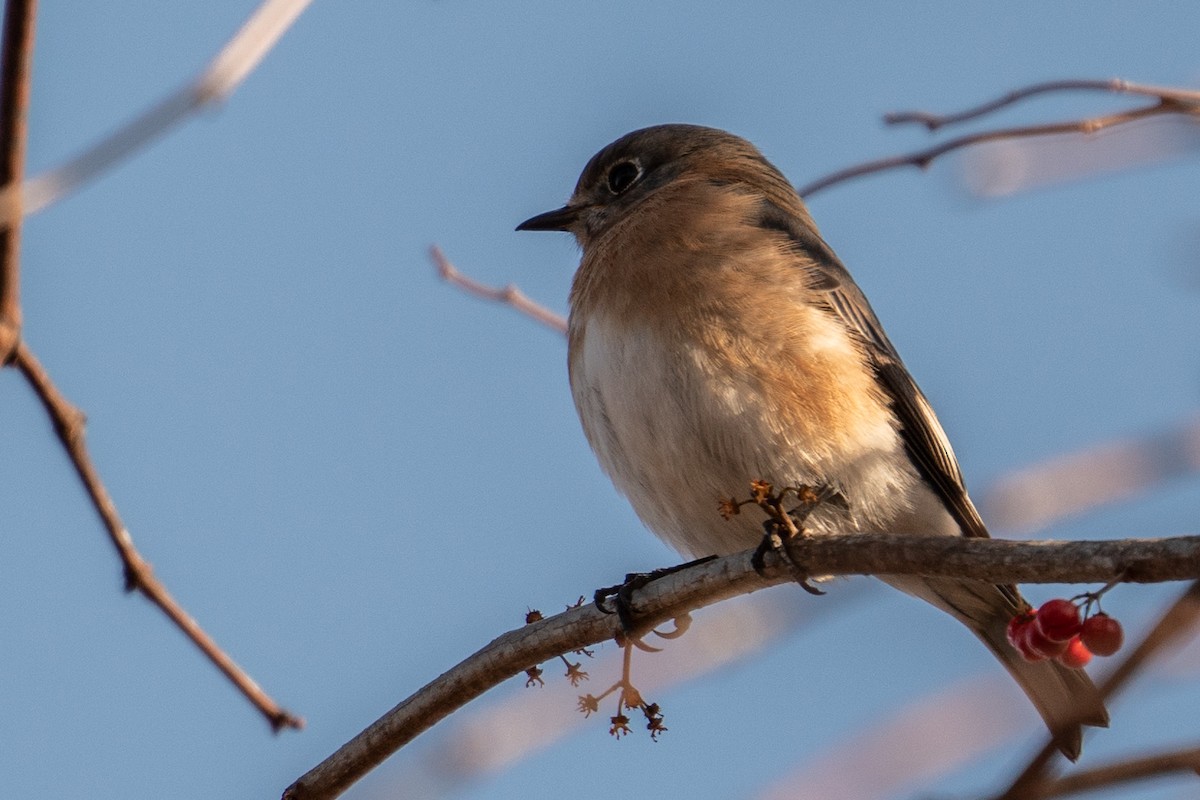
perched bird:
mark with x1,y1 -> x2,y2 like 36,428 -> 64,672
517,124 -> 1108,757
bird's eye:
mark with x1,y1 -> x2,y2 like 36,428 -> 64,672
606,161 -> 641,195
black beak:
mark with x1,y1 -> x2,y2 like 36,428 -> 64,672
516,204 -> 581,232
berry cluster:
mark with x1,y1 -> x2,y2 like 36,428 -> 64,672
1007,598 -> 1124,669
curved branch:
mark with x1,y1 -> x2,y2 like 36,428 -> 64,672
283,534 -> 1200,800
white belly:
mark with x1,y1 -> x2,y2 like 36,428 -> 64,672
570,312 -> 958,558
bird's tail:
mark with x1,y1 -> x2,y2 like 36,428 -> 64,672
881,575 -> 1109,760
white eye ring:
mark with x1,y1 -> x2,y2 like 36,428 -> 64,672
606,161 -> 641,195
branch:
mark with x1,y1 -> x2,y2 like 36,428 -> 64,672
1031,744 -> 1200,799
13,342 -> 304,731
0,0 -> 310,733
430,245 -> 567,334
797,77 -> 1200,197
283,534 -> 1200,800
0,0 -> 35,362
882,78 -> 1200,131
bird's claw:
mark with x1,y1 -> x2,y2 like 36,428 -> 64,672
594,558 -> 717,632
752,515 -> 826,596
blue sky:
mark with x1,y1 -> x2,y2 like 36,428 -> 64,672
3,3 -> 1199,799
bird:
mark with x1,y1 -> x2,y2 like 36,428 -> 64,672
517,123 -> 1108,758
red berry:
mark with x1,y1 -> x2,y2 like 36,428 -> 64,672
1023,622 -> 1069,659
1006,614 -> 1046,661
1015,632 -> 1045,662
1006,611 -> 1036,651
1057,637 -> 1093,669
1080,613 -> 1124,656
1036,598 -> 1081,642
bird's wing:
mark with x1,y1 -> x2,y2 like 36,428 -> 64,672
756,199 -> 989,540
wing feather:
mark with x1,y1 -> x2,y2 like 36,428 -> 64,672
757,198 -> 989,539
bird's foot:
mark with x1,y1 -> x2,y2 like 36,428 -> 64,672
594,556 -> 717,632
745,482 -> 840,596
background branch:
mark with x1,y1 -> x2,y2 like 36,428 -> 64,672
1031,744 -> 1200,799
8,0 -> 313,226
438,78 -> 1200,333
796,78 -> 1200,197
882,78 -> 1200,130
431,245 -> 567,334
0,0 -> 312,731
0,0 -> 35,361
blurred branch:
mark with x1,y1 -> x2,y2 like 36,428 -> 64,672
993,581 -> 1200,800
758,674 -> 1030,800
983,414 -> 1200,533
1030,744 -> 1200,798
0,0 -> 34,363
284,534 -> 1200,800
797,77 -> 1200,197
0,0 -> 310,731
430,245 -> 567,334
2,0 -> 313,226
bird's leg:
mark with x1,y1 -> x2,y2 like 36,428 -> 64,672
594,556 -> 717,632
747,481 -> 839,595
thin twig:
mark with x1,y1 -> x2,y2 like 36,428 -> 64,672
993,581 -> 1200,799
430,245 -> 568,334
798,104 -> 1174,197
883,78 -> 1200,131
284,535 -> 1200,800
798,78 -> 1200,197
13,341 -> 304,732
0,0 -> 309,733
0,0 -> 35,362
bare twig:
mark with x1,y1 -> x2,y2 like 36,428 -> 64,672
883,78 -> 1200,131
994,581 -> 1200,799
799,105 -> 1174,197
430,245 -> 567,334
284,535 -> 1200,800
0,0 -> 34,363
13,342 -> 304,732
0,0 -> 310,732
797,78 -> 1200,197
